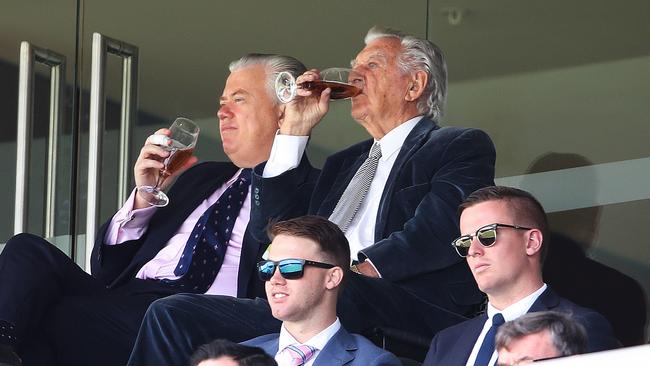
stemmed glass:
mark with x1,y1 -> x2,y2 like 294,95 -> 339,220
137,117 -> 200,207
275,67 -> 361,103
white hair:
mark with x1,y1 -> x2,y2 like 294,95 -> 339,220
364,26 -> 447,120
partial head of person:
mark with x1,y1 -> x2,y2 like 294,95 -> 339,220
257,216 -> 349,337
453,186 -> 549,308
218,53 -> 306,168
190,339 -> 277,366
495,311 -> 588,366
350,25 -> 447,137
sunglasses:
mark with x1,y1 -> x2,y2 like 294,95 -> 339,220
452,223 -> 532,257
257,258 -> 335,281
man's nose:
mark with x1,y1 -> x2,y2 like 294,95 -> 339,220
269,266 -> 285,284
217,105 -> 232,120
467,236 -> 484,257
348,69 -> 364,88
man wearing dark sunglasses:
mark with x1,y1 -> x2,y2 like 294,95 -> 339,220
423,186 -> 619,366
242,216 -> 400,365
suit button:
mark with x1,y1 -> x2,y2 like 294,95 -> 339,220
254,187 -> 260,194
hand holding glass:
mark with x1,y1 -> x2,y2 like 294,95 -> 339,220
137,117 -> 199,207
275,68 -> 361,103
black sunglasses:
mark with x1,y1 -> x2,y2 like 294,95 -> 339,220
451,223 -> 532,257
257,258 -> 335,281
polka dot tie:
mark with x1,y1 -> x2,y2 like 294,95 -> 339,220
164,169 -> 251,293
284,344 -> 317,366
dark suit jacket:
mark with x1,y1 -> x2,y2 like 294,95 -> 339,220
251,118 -> 495,310
89,162 -> 266,299
422,287 -> 621,366
243,327 -> 401,366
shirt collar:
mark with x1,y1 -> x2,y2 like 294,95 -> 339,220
486,283 -> 548,322
375,115 -> 422,162
277,318 -> 342,354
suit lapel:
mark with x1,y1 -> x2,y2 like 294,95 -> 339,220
374,118 -> 438,240
528,287 -> 560,312
314,328 -> 356,366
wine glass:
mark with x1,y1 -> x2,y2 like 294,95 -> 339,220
275,67 -> 362,103
137,117 -> 200,207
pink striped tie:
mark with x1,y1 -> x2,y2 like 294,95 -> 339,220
284,344 -> 317,366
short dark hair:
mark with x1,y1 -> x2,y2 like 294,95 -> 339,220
495,311 -> 588,357
190,339 -> 277,366
268,215 -> 350,272
458,186 -> 550,263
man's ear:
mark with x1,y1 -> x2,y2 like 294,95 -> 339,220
525,229 -> 543,256
406,70 -> 428,101
325,267 -> 344,290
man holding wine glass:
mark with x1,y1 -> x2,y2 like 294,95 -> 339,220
0,53 -> 306,366
128,26 -> 496,364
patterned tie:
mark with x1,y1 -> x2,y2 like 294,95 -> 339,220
283,344 -> 317,366
164,169 -> 251,293
474,313 -> 505,366
329,142 -> 382,232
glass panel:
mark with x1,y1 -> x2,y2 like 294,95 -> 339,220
433,0 -> 650,343
0,0 -> 78,254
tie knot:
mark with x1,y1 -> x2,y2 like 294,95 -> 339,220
238,168 -> 252,183
284,344 -> 317,366
492,313 -> 505,326
369,142 -> 382,159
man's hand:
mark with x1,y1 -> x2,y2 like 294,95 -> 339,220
279,69 -> 331,136
133,129 -> 198,209
353,261 -> 380,278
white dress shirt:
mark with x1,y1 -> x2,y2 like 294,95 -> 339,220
104,169 -> 250,296
275,318 -> 341,366
263,116 -> 422,262
465,283 -> 548,366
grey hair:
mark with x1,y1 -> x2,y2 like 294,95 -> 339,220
495,311 -> 588,357
229,53 -> 307,104
364,26 -> 447,120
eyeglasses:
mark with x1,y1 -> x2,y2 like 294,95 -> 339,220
451,223 -> 532,257
257,258 -> 335,281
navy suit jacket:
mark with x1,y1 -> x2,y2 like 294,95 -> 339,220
422,287 -> 621,366
251,118 -> 495,309
242,327 -> 401,366
89,162 -> 267,299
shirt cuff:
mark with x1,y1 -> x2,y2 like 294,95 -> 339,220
104,189 -> 157,244
262,131 -> 309,178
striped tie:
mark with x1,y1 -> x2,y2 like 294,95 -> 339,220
284,344 -> 317,366
329,142 -> 382,232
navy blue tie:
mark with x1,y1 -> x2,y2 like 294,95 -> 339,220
474,313 -> 505,366
164,169 -> 251,293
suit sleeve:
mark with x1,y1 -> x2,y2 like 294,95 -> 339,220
360,128 -> 496,282
249,155 -> 321,243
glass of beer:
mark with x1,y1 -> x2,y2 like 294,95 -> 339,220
275,68 -> 361,103
137,117 -> 200,207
